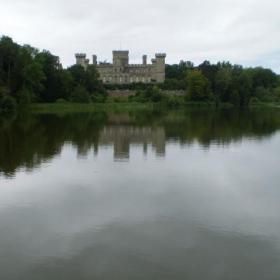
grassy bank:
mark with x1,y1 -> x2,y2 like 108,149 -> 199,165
26,102 -> 154,113
3,100 -> 280,114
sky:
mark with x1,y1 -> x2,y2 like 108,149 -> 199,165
1,0 -> 280,73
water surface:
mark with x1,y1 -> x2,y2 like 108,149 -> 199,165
1,108 -> 280,280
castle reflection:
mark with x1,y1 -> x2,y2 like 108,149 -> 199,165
1,108 -> 280,177
99,126 -> 165,159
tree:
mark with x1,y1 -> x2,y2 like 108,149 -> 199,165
70,85 -> 91,103
165,60 -> 194,80
198,60 -> 218,91
248,67 -> 277,90
215,67 -> 232,102
235,71 -> 252,106
0,36 -> 20,87
67,64 -> 86,87
34,50 -> 62,102
229,90 -> 240,107
22,62 -> 45,92
187,70 -> 212,101
0,96 -> 17,111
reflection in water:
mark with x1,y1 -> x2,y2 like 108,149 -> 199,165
99,126 -> 165,160
1,108 -> 280,279
1,108 -> 280,176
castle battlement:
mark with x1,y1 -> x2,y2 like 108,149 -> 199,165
75,53 -> 86,57
129,64 -> 147,66
113,50 -> 129,53
155,53 -> 166,58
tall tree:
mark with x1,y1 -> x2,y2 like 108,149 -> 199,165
0,36 -> 20,88
187,70 -> 212,101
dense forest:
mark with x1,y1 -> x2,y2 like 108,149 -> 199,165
0,35 -> 280,110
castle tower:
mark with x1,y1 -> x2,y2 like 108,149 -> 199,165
155,53 -> 166,83
75,53 -> 87,67
113,51 -> 129,67
92,55 -> 97,65
142,55 -> 147,65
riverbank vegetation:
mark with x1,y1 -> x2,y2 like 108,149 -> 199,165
1,35 -> 280,111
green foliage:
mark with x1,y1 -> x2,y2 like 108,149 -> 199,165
67,64 -> 107,103
255,86 -> 275,102
164,95 -> 185,107
22,62 -> 46,91
187,70 -> 212,102
165,60 -> 194,80
70,85 -> 91,103
91,92 -> 106,103
16,88 -> 33,107
162,78 -> 185,90
35,50 -> 62,102
0,68 -> 5,86
55,98 -> 68,103
198,60 -> 218,89
129,86 -> 165,103
248,67 -> 277,89
0,96 -> 17,111
229,90 -> 240,107
273,87 -> 280,101
215,67 -> 232,101
249,97 -> 260,105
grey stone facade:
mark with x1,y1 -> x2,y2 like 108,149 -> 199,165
75,51 -> 166,84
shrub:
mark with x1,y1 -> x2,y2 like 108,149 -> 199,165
16,88 -> 32,107
249,97 -> 260,105
70,85 -> 91,103
55,98 -> 68,103
91,92 -> 106,103
0,96 -> 17,111
164,95 -> 184,107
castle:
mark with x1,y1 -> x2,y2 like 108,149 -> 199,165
75,51 -> 166,84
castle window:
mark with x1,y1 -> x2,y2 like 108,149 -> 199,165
130,76 -> 133,82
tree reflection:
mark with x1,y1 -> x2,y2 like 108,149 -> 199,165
1,108 -> 280,177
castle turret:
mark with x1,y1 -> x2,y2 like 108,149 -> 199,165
155,53 -> 166,83
142,55 -> 147,65
75,53 -> 86,67
113,50 -> 129,67
92,55 -> 97,65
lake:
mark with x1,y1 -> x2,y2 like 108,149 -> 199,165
1,107 -> 280,280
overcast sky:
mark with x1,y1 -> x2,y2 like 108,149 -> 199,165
1,0 -> 280,73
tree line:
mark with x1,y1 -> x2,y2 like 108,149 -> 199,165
0,36 -> 107,110
164,60 -> 280,106
1,35 -> 280,110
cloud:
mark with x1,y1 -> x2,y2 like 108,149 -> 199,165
0,0 -> 279,72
